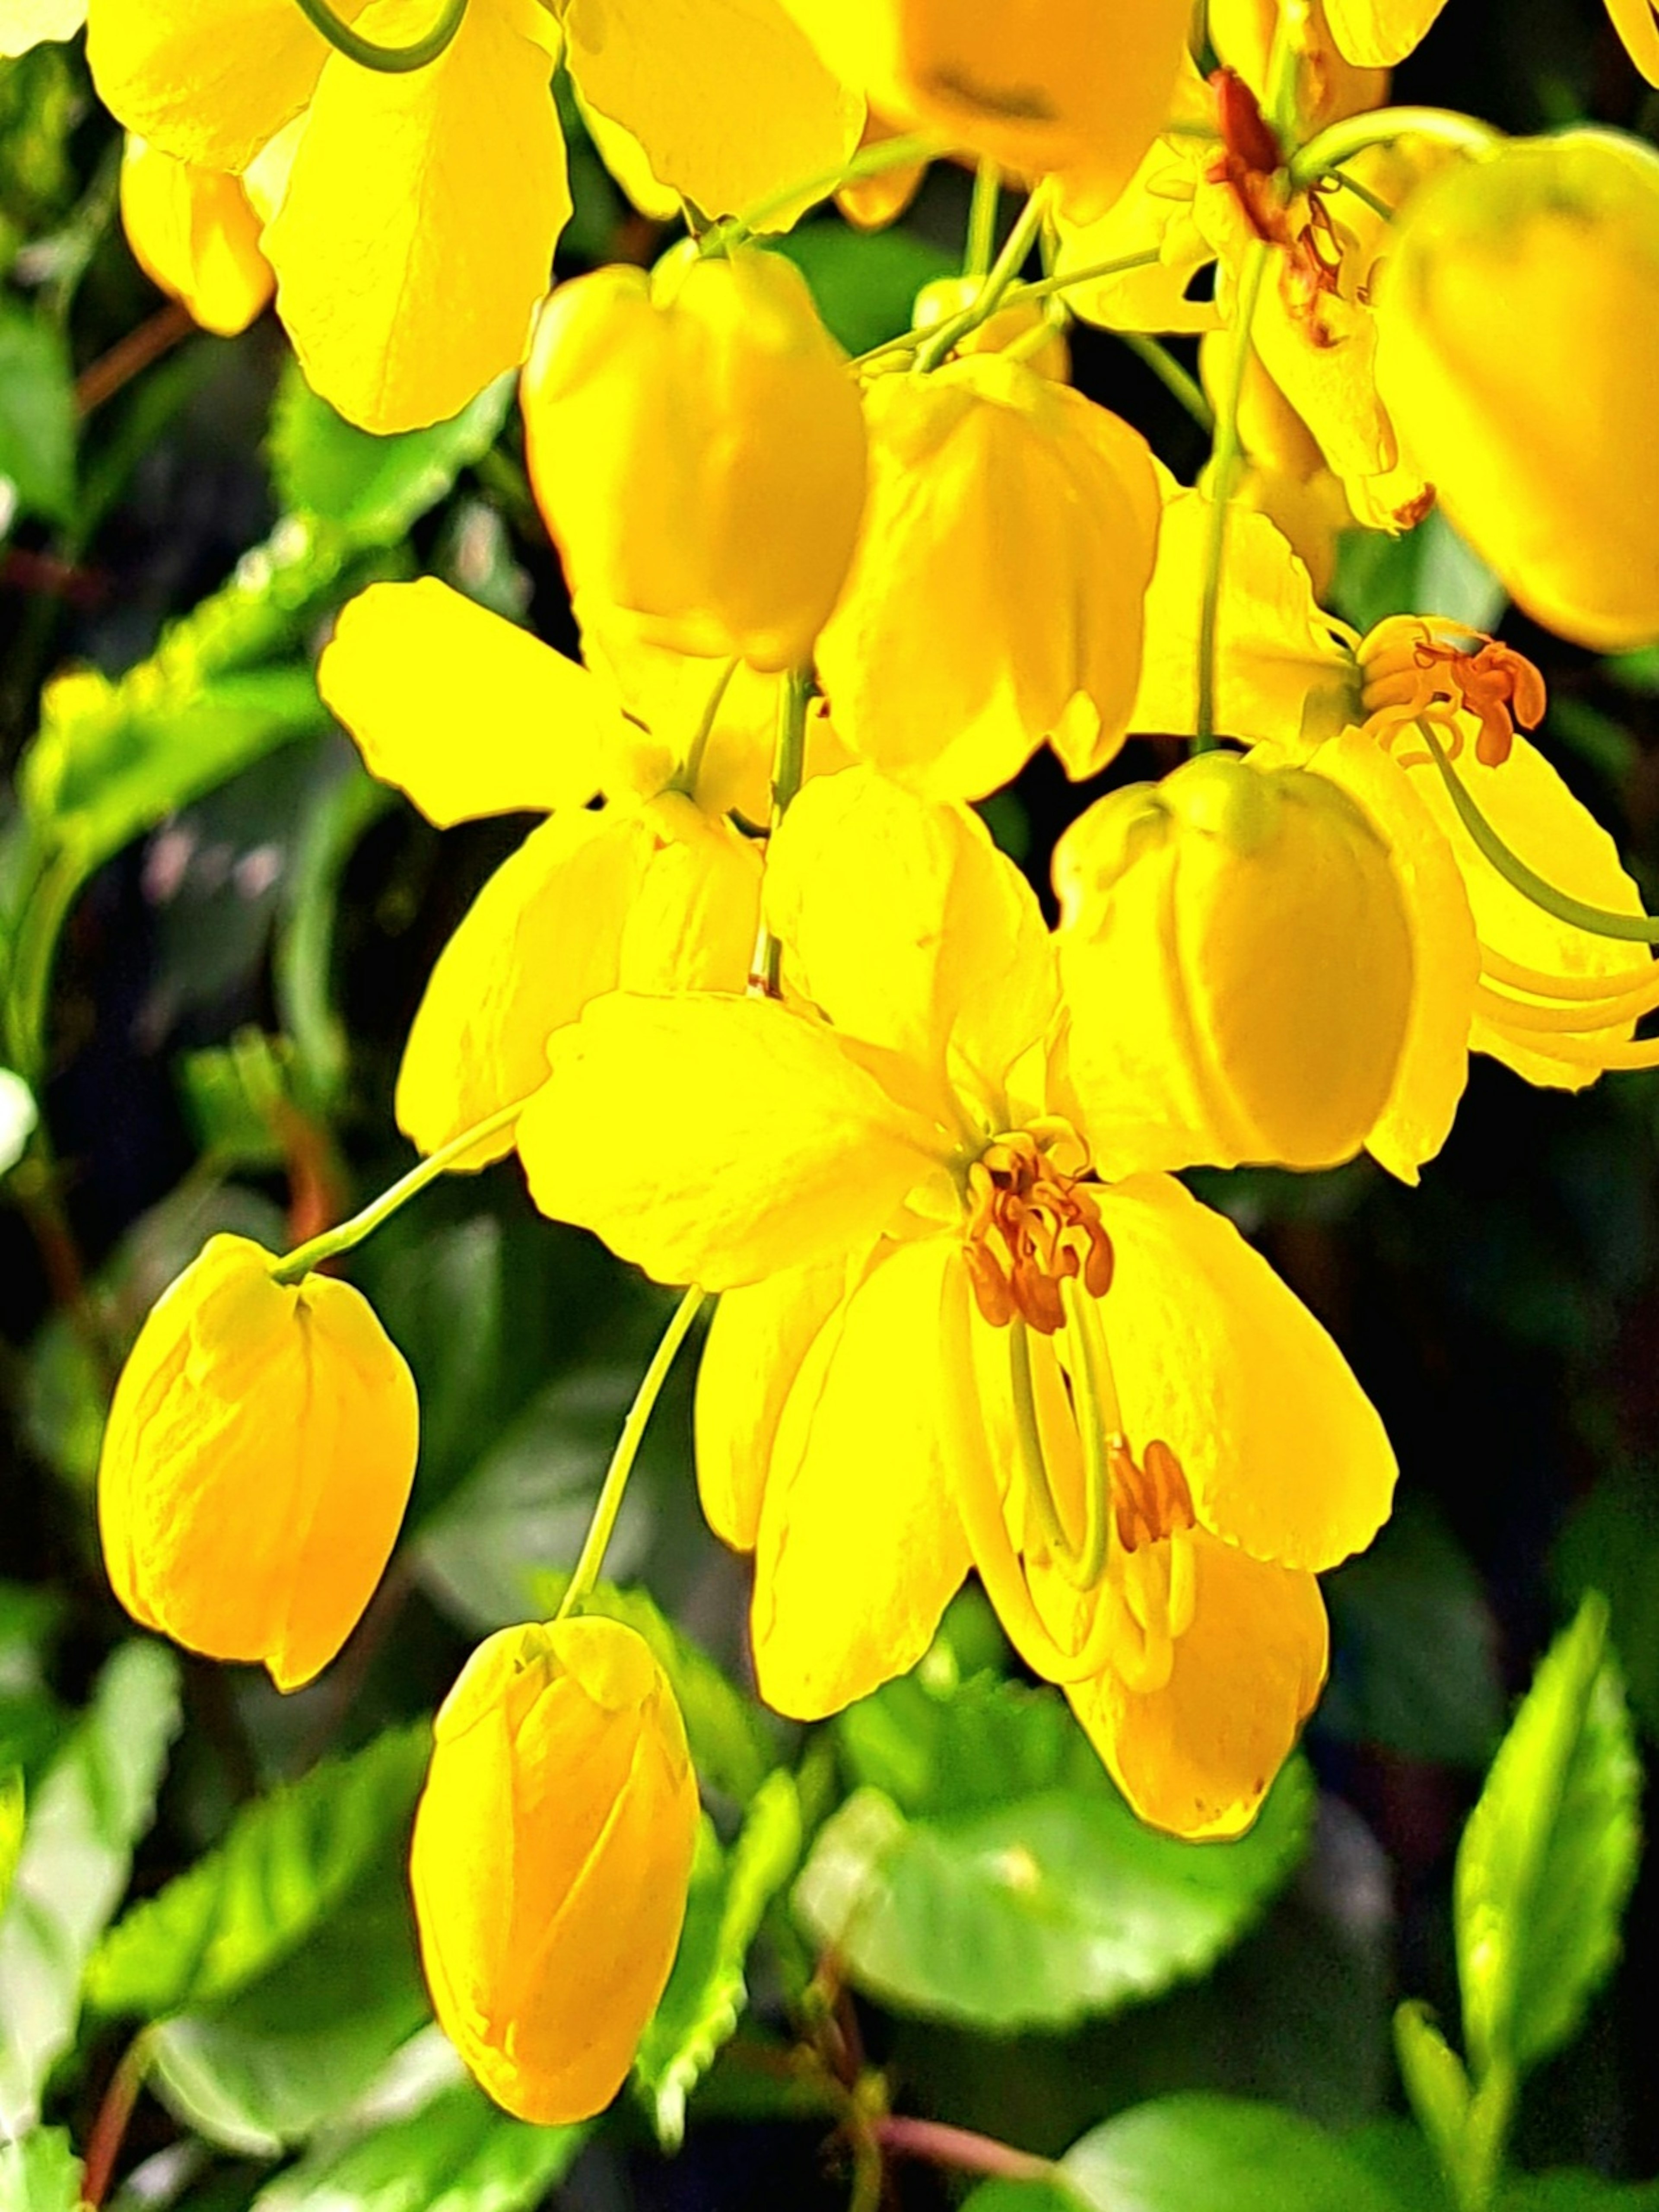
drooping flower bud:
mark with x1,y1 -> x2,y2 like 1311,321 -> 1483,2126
780,0 -> 1192,218
815,353 -> 1160,800
1054,751 -> 1414,1173
521,245 -> 868,673
410,1615 -> 700,2124
97,1235 -> 418,1691
1373,129 -> 1659,651
119,137 -> 273,338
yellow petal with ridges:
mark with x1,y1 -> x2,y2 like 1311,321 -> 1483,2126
753,1240 -> 972,1718
319,579 -> 607,826
1095,1174 -> 1396,1572
518,993 -> 939,1289
264,0 -> 568,432
120,139 -> 273,338
695,1262 -> 848,1551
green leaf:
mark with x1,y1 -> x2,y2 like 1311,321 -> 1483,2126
769,221 -> 953,356
1393,2002 -> 1472,2203
1057,2096 -> 1412,2212
1500,2177 -> 1659,2209
89,1724 -> 430,2022
1456,1594 -> 1641,2078
634,1770 -> 803,2149
0,298 -> 73,528
960,2186 -> 1075,2212
1555,1471 -> 1659,1742
0,1642 -> 182,2133
794,1674 -> 1312,2033
268,363 -> 515,547
249,2074 -> 586,2212
0,1771 -> 22,1925
0,2129 -> 83,2212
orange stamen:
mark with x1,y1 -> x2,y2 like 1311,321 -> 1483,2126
963,1130 -> 1113,1335
1358,616 -> 1546,768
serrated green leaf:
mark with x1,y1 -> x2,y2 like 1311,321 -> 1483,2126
89,1723 -> 430,2021
1456,1594 -> 1641,2078
792,1739 -> 1311,2033
249,2076 -> 586,2212
1058,2096 -> 1412,2212
0,299 -> 73,527
0,2128 -> 83,2212
0,1642 -> 182,2133
837,1670 -> 1097,1818
268,365 -> 514,547
634,1770 -> 803,2149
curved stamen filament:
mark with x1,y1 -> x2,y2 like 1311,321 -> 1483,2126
1060,1274 -> 1122,1593
292,0 -> 469,72
1477,1028 -> 1659,1071
1475,976 -> 1659,1035
1481,945 -> 1659,1003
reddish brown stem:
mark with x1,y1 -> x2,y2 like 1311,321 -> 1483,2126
872,2116 -> 1057,2186
75,301 -> 195,416
82,2036 -> 149,2208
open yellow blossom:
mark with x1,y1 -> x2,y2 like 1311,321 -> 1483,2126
98,1234 -> 418,1691
521,247 -> 868,674
1122,493 -> 1657,1173
1373,129 -> 1659,651
86,0 -> 858,431
516,769 -> 1395,1838
411,1615 -> 699,2123
120,137 -> 273,337
814,355 -> 1160,802
318,578 -> 776,1163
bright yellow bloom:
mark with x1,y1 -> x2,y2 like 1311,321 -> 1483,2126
1374,129 -> 1659,652
516,769 -> 1395,1838
1126,494 -> 1658,1171
411,1615 -> 699,2123
1052,750 -> 1414,1176
97,1234 -> 418,1691
86,0 -> 858,432
521,248 -> 868,674
814,356 -> 1160,802
318,578 -> 772,1162
120,137 -> 273,337
1207,0 -> 1389,132
779,0 -> 1192,219
0,0 -> 84,56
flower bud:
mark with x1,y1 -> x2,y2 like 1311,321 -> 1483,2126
119,137 -> 273,338
815,353 -> 1159,800
97,1235 -> 418,1691
912,275 -> 1071,382
1374,129 -> 1659,651
411,1616 -> 699,2124
521,246 -> 868,673
1054,752 -> 1414,1172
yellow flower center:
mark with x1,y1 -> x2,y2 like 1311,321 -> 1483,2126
961,1128 -> 1114,1335
1357,615 -> 1548,769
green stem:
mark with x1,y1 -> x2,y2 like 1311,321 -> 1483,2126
292,0 -> 468,70
1288,105 -> 1502,191
1116,331 -> 1215,432
915,184 -> 1052,372
848,250 -> 1162,375
270,1099 -> 524,1284
556,1287 -> 706,1619
1330,168 -> 1396,222
675,656 -> 740,798
721,132 -> 938,245
752,667 -> 814,997
1416,723 -> 1659,944
966,160 -> 1001,277
1195,238 -> 1271,752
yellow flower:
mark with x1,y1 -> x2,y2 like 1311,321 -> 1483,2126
97,1234 -> 418,1691
779,0 -> 1192,219
1373,129 -> 1659,652
120,137 -> 273,337
1125,494 -> 1658,1172
86,0 -> 858,432
521,247 -> 868,674
1199,329 -> 1357,597
516,769 -> 1395,1838
0,0 -> 84,56
1052,749 -> 1414,1176
814,355 -> 1160,801
411,1615 -> 699,2123
318,578 -> 770,1162
1207,0 -> 1389,133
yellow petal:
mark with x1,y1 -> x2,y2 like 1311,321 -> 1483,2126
1095,1173 -> 1396,1571
86,0 -> 347,172
1292,728 -> 1478,1181
578,607 -> 785,816
569,85 -> 682,222
1130,490 -> 1359,748
120,139 -> 273,338
763,767 -> 1056,1094
695,1262 -> 848,1550
0,0 -> 85,57
1607,0 -> 1659,86
518,993 -> 937,1289
264,0 -> 569,431
752,1240 -> 972,1718
1067,1530 -> 1328,1840
565,0 -> 861,230
319,579 -> 607,825
1322,0 -> 1448,65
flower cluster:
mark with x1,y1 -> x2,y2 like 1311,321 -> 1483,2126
56,0 -> 1659,2136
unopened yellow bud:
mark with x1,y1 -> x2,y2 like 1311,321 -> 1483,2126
119,137 -> 273,339
521,247 -> 868,673
781,0 -> 1191,217
1055,752 -> 1414,1173
912,275 -> 1071,381
411,1616 -> 699,2124
97,1236 -> 418,1691
816,353 -> 1159,800
1374,129 -> 1659,651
